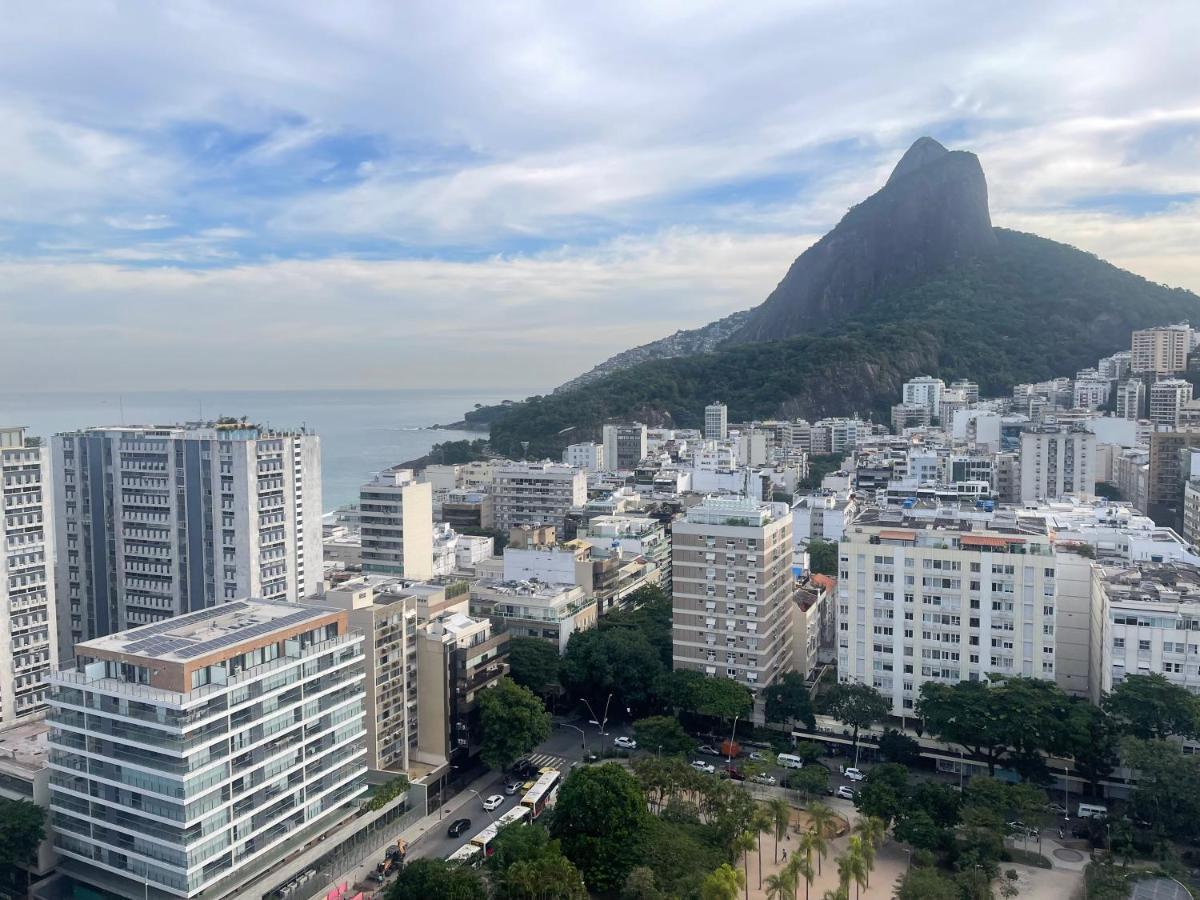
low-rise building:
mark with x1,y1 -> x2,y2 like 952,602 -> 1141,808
563,442 -> 605,472
0,717 -> 56,881
441,488 -> 495,531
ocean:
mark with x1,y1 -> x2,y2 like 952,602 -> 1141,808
0,388 -> 534,513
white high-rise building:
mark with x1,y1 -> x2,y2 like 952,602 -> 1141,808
1149,378 -> 1193,431
902,376 -> 946,420
601,424 -> 648,470
46,599 -> 366,899
493,462 -> 588,532
0,427 -> 58,723
671,496 -> 795,692
563,442 -> 605,472
704,403 -> 729,441
838,508 -> 1058,715
52,425 -> 322,652
1073,371 -> 1111,411
1019,426 -> 1097,501
1132,325 -> 1189,375
360,468 -> 434,579
1115,380 -> 1144,421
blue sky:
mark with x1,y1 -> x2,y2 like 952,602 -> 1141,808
1,0 -> 1198,392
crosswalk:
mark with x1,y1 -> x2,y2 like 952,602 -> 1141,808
526,752 -> 566,770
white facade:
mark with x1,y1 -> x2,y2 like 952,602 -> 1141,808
0,427 -> 58,724
1115,380 -> 1144,421
46,600 -> 366,899
1149,378 -> 1193,430
671,497 -> 795,692
838,510 -> 1058,715
52,426 -> 323,652
493,463 -> 588,532
563,442 -> 605,472
1073,372 -> 1111,411
1132,325 -> 1189,375
902,376 -> 946,420
1019,427 -> 1097,502
704,403 -> 729,441
360,468 -> 434,579
1102,564 -> 1200,696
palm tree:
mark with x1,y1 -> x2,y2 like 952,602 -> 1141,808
820,888 -> 848,900
851,816 -> 884,887
732,830 -> 756,900
769,797 -> 792,863
840,838 -> 869,900
752,807 -> 774,889
764,872 -> 790,900
805,803 -> 835,876
796,831 -> 819,893
786,853 -> 815,900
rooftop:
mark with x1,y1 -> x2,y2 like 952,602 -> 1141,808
1100,563 -> 1200,606
81,598 -> 340,663
0,719 -> 49,775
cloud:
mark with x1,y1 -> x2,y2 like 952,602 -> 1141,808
0,0 -> 1196,390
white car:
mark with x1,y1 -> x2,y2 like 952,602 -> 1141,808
751,773 -> 777,786
748,751 -> 768,762
482,794 -> 504,811
842,766 -> 865,782
691,760 -> 717,774
836,785 -> 857,800
614,736 -> 637,750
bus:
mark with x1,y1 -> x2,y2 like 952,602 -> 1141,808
469,805 -> 532,855
447,843 -> 482,866
519,768 -> 562,820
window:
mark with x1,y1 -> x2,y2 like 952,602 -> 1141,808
1113,637 -> 1125,649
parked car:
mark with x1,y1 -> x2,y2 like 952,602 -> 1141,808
1007,821 -> 1039,838
698,744 -> 720,755
504,779 -> 523,795
751,773 -> 777,786
510,757 -> 536,778
691,760 -> 717,774
841,766 -> 865,781
447,818 -> 472,838
1045,802 -> 1068,817
614,736 -> 637,750
482,794 -> 504,811
723,767 -> 745,781
748,751 -> 768,762
836,785 -> 857,800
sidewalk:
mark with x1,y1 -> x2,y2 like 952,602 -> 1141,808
322,769 -> 501,894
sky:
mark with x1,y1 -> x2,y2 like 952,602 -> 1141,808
2,0 -> 1199,395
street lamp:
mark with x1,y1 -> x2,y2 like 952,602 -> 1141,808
469,789 -> 497,824
561,722 -> 586,750
1062,765 -> 1070,819
727,715 -> 741,768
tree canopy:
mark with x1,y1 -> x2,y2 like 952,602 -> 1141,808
479,677 -> 553,771
385,859 -> 486,900
632,716 -> 695,757
1104,673 -> 1200,740
763,671 -> 816,729
550,763 -> 652,893
507,637 -> 563,698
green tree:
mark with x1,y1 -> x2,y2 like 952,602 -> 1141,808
550,763 -> 651,893
764,671 -> 817,729
877,729 -> 920,766
805,802 -> 836,876
807,540 -> 838,576
838,838 -> 869,900
661,669 -> 754,721
853,763 -> 908,826
701,863 -> 745,900
503,852 -> 589,900
479,677 -> 553,771
633,715 -> 695,756
560,628 -> 665,714
600,585 -> 673,668
788,853 -> 816,900
893,810 -> 946,853
1120,737 -> 1200,839
1066,700 -> 1120,797
822,682 -> 889,766
752,806 -> 774,890
732,830 -> 756,900
768,796 -> 792,864
508,637 -> 562,697
0,799 -> 43,891
787,765 -> 829,801
916,680 -> 1008,775
894,867 -> 959,900
764,869 -> 795,900
621,866 -> 663,900
1105,673 -> 1200,740
385,859 -> 486,900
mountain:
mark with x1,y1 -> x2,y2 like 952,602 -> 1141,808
553,309 -> 752,393
465,139 -> 1200,456
727,137 -> 996,343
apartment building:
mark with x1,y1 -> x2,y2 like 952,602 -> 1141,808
1098,352 -> 1133,382
360,468 -> 433,579
1115,380 -> 1145,421
577,514 -> 672,590
792,574 -> 834,679
1132,324 -> 1189,375
1,427 -> 58,724
902,376 -> 946,420
1098,563 -> 1200,695
704,403 -> 729,441
671,497 -> 795,692
0,718 -> 57,881
415,612 -> 508,770
837,508 -> 1058,716
52,425 -> 322,652
304,576 -> 418,772
470,580 -> 596,653
1018,426 -> 1096,501
563,442 -> 605,472
891,403 -> 931,433
949,379 -> 980,404
1149,378 -> 1193,430
1073,371 -> 1111,411
1147,431 -> 1200,528
602,424 -> 648,471
46,599 -> 366,900
493,463 -> 587,532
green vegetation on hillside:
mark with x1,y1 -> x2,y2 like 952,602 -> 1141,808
480,230 -> 1198,456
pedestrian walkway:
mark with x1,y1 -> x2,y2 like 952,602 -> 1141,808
526,752 -> 566,770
